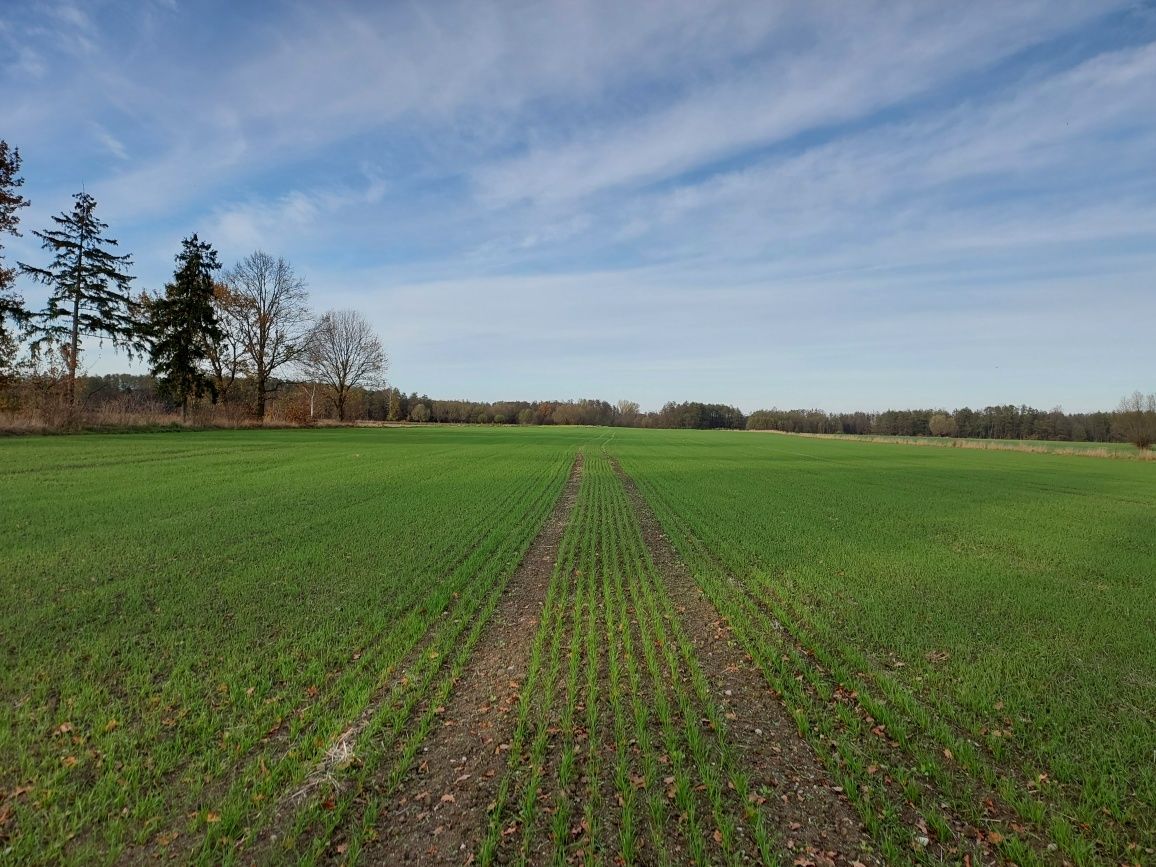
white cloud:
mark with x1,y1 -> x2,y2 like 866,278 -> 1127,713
6,46 -> 46,78
540,41 -> 1156,269
471,1 -> 1123,205
204,170 -> 392,257
3,0 -> 1129,225
91,124 -> 128,160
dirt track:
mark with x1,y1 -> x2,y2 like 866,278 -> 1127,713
353,453 -> 585,864
610,457 -> 881,867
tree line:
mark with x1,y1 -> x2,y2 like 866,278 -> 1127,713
747,401 -> 1155,449
387,399 -> 1150,448
356,397 -> 744,429
0,140 -> 387,426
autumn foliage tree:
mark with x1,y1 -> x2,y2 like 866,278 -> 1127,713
204,281 -> 250,404
20,192 -> 140,412
929,412 -> 957,437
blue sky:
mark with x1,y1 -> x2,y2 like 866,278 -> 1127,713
3,0 -> 1155,412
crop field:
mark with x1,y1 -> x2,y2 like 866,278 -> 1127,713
1,427 -> 1153,865
615,429 -> 1155,865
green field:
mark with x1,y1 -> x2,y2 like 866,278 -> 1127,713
1,427 -> 1153,865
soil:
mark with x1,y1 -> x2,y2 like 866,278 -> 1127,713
351,453 -> 585,865
719,566 -> 1011,865
609,457 -> 884,867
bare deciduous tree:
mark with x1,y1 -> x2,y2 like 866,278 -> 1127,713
222,252 -> 311,418
1116,391 -> 1156,450
614,399 -> 641,426
302,309 -> 388,421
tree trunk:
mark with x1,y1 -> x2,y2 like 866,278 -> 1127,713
255,372 -> 266,419
67,292 -> 80,415
337,391 -> 346,422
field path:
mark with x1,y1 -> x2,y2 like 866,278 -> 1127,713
609,456 -> 883,866
354,451 -> 586,864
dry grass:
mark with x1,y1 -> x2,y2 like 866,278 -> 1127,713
0,407 -> 312,436
288,723 -> 365,805
0,412 -> 55,435
752,429 -> 1156,460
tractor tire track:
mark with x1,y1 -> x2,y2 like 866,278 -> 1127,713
349,452 -> 585,865
610,456 -> 884,867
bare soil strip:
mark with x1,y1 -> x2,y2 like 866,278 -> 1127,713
709,572 -> 1011,864
610,457 -> 884,867
353,452 -> 585,865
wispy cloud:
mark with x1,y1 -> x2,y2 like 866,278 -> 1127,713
91,124 -> 128,160
205,170 -> 389,256
471,2 -> 1120,206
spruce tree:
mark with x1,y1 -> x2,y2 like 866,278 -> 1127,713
0,141 -> 31,346
148,235 -> 224,418
20,192 -> 139,411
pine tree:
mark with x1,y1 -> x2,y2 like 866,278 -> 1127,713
147,235 -> 224,418
20,192 -> 139,412
0,141 -> 31,346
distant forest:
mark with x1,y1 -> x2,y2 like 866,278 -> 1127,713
18,370 -> 1145,445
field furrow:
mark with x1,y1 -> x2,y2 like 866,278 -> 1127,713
610,455 -> 882,866
329,451 -> 587,865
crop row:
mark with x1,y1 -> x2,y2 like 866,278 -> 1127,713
479,450 -> 776,866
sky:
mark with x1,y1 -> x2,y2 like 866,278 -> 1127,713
3,0 -> 1155,412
